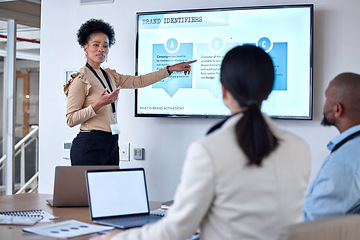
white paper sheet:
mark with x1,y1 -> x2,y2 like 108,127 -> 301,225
23,220 -> 114,238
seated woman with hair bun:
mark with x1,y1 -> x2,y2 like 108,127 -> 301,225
90,45 -> 311,240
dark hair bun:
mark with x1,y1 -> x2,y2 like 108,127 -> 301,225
77,18 -> 115,47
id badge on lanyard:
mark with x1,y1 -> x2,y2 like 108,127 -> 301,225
110,112 -> 120,135
85,63 -> 119,135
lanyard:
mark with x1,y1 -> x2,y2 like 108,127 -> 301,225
331,130 -> 360,153
86,62 -> 115,113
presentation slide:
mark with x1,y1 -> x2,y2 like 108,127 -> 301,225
136,5 -> 312,119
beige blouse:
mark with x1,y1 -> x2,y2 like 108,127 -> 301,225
64,66 -> 169,132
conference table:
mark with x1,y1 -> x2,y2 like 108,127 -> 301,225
0,193 -> 161,239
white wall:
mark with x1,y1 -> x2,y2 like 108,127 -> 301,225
39,0 -> 360,201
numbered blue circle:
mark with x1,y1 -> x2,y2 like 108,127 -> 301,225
257,37 -> 272,52
210,37 -> 224,53
165,38 -> 179,53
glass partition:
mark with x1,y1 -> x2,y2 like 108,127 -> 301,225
0,19 -> 40,194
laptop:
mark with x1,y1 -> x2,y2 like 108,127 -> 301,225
86,168 -> 163,229
47,166 -> 119,207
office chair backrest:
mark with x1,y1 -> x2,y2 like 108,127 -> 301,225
278,215 -> 360,240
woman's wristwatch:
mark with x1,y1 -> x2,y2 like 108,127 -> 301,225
166,66 -> 173,75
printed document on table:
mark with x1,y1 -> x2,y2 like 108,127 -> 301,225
23,220 -> 114,238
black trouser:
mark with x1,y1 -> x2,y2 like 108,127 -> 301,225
70,130 -> 119,165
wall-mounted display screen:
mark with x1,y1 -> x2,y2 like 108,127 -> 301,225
135,4 -> 313,119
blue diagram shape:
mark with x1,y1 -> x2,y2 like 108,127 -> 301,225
152,42 -> 193,97
255,39 -> 288,91
210,37 -> 225,53
165,38 -> 180,53
258,37 -> 272,52
269,42 -> 287,91
196,42 -> 238,98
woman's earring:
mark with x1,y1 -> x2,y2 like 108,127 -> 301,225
84,52 -> 87,60
106,55 -> 108,63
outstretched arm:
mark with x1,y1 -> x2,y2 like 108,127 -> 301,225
108,60 -> 197,89
168,60 -> 197,75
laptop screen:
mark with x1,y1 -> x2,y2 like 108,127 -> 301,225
86,169 -> 150,218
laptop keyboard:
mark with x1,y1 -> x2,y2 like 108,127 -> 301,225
101,214 -> 161,224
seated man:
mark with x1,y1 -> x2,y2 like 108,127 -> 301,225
304,72 -> 360,221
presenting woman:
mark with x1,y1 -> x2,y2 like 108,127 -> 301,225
90,45 -> 311,240
64,19 -> 195,165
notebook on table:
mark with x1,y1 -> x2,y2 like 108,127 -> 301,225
0,210 -> 44,225
86,168 -> 163,229
47,165 -> 119,207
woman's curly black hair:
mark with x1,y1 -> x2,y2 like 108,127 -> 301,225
77,19 -> 116,47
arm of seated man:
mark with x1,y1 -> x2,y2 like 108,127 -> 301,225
304,161 -> 360,221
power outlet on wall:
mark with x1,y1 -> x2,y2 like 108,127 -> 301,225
120,143 -> 130,161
